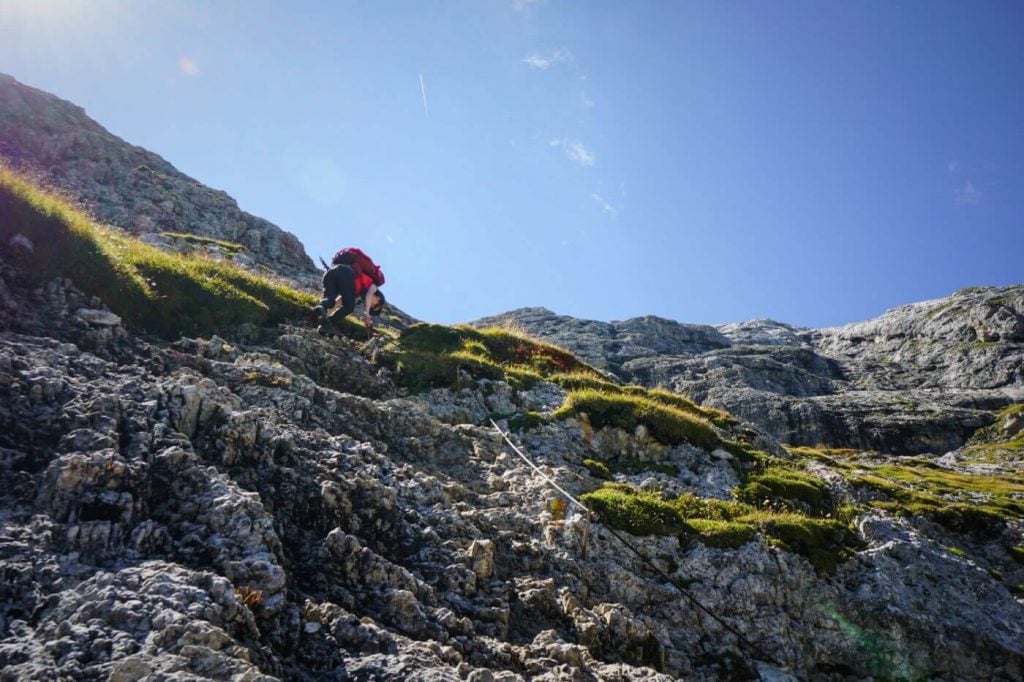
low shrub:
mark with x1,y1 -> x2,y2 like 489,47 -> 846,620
551,371 -> 622,394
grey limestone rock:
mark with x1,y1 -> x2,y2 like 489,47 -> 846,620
0,73 -> 318,284
480,286 -> 1024,453
1,267 -> 1023,680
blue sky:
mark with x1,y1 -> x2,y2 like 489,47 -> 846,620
1,1 -> 1021,327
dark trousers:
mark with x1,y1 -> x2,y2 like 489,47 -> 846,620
320,264 -> 356,319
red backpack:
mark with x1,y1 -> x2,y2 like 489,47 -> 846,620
332,247 -> 385,286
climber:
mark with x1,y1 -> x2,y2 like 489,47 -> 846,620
313,247 -> 386,334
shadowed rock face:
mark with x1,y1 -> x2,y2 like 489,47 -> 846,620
475,286 -> 1024,454
0,73 -> 318,284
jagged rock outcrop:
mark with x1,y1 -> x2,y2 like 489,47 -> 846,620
0,73 -> 318,283
479,287 -> 1024,453
473,308 -> 732,376
2,254 -> 1021,680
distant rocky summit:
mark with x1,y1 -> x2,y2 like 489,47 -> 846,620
475,286 -> 1024,454
0,73 -> 318,283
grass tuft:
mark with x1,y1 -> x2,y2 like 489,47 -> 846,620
0,168 -> 314,339
385,323 -> 600,394
554,389 -> 720,450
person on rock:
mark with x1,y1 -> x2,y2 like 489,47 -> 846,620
313,247 -> 386,334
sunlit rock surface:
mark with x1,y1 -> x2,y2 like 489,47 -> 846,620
480,286 -> 1024,454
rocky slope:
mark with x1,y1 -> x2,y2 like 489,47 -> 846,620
0,73 -> 317,283
2,180 -> 1023,681
1,78 -> 1023,681
475,286 -> 1024,454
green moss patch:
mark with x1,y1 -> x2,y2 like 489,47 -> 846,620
399,323 -> 466,354
735,465 -> 832,516
582,484 -> 687,536
844,463 -> 1024,537
472,326 -> 588,374
388,320 -> 747,439
583,459 -> 614,480
758,514 -> 862,573
554,389 -> 720,450
683,519 -> 757,549
785,444 -> 1024,538
784,445 -> 863,466
389,349 -> 506,394
550,371 -> 622,394
507,411 -> 546,432
581,483 -> 861,573
720,439 -> 770,465
639,387 -> 738,428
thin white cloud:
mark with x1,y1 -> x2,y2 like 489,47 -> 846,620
955,180 -> 981,205
512,0 -> 542,10
178,56 -> 199,76
386,235 -> 395,244
591,193 -> 618,219
550,138 -> 595,167
523,47 -> 573,70
947,161 -> 959,173
418,73 -> 429,118
579,91 -> 594,108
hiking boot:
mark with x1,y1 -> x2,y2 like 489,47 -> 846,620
311,305 -> 328,321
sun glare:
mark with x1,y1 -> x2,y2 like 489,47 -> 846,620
0,0 -> 125,48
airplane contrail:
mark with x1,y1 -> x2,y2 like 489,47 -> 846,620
419,73 -> 429,118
